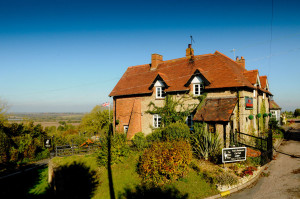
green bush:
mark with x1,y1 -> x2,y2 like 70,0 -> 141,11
215,172 -> 238,186
269,118 -> 278,130
138,140 -> 192,185
146,128 -> 163,142
146,122 -> 190,142
97,133 -> 130,167
132,132 -> 149,150
190,123 -> 221,161
161,122 -> 190,141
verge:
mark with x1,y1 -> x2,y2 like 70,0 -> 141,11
204,137 -> 284,199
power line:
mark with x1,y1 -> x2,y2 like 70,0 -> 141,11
268,0 -> 274,77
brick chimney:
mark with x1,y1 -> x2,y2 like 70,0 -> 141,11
186,44 -> 194,58
151,53 -> 163,70
236,56 -> 245,68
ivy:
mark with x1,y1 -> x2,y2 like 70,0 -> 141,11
146,95 -> 197,127
260,99 -> 266,132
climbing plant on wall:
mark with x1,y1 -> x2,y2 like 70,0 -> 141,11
260,99 -> 266,132
146,95 -> 197,127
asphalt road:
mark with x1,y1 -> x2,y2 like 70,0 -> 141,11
228,124 -> 300,199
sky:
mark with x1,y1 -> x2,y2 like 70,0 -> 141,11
0,0 -> 299,113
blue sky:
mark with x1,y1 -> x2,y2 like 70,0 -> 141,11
0,0 -> 299,112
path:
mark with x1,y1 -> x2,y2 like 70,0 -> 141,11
228,123 -> 300,199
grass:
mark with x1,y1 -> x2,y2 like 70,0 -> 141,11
29,152 -> 219,199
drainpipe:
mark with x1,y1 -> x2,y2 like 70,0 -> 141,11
257,87 -> 260,136
236,88 -> 240,133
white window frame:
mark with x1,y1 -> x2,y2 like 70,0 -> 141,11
193,83 -> 204,96
124,125 -> 129,134
186,114 -> 193,129
153,114 -> 161,128
156,87 -> 163,98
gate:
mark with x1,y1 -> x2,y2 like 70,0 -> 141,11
53,144 -> 99,157
233,130 -> 273,165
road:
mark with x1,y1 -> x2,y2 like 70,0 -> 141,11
228,123 -> 300,199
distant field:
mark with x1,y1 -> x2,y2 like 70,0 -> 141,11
6,112 -> 85,128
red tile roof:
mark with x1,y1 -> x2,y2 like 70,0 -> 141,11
270,100 -> 281,109
259,76 -> 267,89
243,70 -> 258,85
193,97 -> 238,122
109,51 -> 267,97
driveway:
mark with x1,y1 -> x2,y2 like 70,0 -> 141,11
228,123 -> 300,199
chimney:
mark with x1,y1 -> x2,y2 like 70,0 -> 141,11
151,53 -> 163,70
186,44 -> 194,58
236,56 -> 245,68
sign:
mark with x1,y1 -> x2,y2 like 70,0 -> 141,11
245,97 -> 253,109
45,138 -> 52,148
222,147 -> 247,163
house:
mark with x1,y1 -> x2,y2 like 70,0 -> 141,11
269,100 -> 282,125
109,45 -> 273,147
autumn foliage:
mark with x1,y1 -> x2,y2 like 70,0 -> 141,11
138,140 -> 192,185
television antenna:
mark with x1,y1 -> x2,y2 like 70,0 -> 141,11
190,35 -> 195,45
230,48 -> 236,59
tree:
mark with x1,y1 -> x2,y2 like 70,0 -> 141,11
79,105 -> 112,136
294,109 -> 300,117
0,99 -> 8,123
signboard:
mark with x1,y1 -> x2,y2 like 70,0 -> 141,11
245,97 -> 253,109
222,147 -> 247,163
45,138 -> 52,148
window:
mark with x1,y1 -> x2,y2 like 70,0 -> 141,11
156,87 -> 165,98
193,84 -> 203,96
271,110 -> 276,119
124,125 -> 129,134
208,123 -> 216,133
153,114 -> 161,128
186,115 -> 193,129
253,89 -> 256,97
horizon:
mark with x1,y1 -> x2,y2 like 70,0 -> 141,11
1,0 -> 299,112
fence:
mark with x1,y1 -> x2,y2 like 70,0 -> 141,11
234,130 -> 273,165
53,144 -> 99,157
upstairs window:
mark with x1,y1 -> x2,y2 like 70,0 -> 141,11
193,84 -> 204,96
154,80 -> 165,99
156,87 -> 165,98
191,76 -> 204,96
153,114 -> 161,128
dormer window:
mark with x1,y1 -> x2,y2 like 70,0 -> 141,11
194,84 -> 204,96
191,76 -> 204,96
154,80 -> 165,99
156,87 -> 165,98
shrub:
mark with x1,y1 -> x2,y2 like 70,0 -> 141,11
132,132 -> 149,150
215,172 -> 238,186
138,140 -> 192,185
146,122 -> 190,142
269,118 -> 278,130
97,133 -> 130,167
146,128 -> 163,142
240,166 -> 257,177
161,122 -> 190,141
190,123 -> 221,161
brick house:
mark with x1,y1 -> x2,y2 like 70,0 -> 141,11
109,45 -> 272,147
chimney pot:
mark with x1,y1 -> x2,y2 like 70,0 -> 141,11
186,44 -> 194,58
236,56 -> 245,68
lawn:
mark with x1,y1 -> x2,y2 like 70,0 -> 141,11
29,152 -> 219,199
